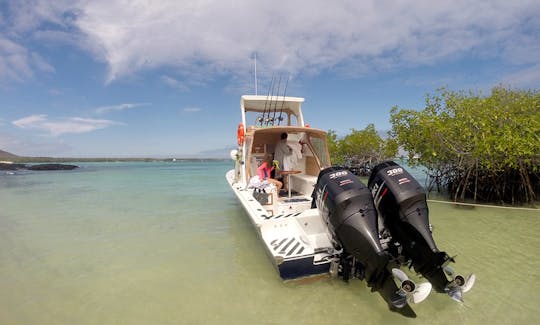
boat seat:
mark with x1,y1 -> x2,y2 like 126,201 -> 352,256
290,174 -> 317,196
252,185 -> 277,206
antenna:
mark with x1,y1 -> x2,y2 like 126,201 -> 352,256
254,53 -> 258,95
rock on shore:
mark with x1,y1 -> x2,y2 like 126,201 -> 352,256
0,163 -> 27,170
0,163 -> 79,171
27,164 -> 79,170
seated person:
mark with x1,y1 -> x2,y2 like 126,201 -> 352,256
256,153 -> 283,192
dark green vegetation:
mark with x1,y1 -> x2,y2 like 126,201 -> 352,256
327,124 -> 398,174
390,87 -> 540,204
390,87 -> 539,204
329,87 -> 539,205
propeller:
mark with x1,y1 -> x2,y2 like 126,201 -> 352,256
392,268 -> 432,304
443,266 -> 476,302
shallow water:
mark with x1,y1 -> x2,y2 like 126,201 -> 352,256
0,161 -> 538,324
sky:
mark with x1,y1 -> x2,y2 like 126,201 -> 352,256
1,0 -> 539,158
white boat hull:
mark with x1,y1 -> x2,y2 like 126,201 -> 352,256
226,169 -> 336,280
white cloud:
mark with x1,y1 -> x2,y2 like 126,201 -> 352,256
183,107 -> 202,113
1,0 -> 540,86
501,64 -> 540,88
48,88 -> 64,96
12,114 -> 121,136
0,37 -> 54,85
0,0 -> 74,85
161,75 -> 190,92
95,103 -> 149,114
74,0 -> 540,83
12,114 -> 49,127
2,0 -> 75,34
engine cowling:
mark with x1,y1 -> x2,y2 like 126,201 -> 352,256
313,167 -> 388,288
368,161 -> 437,252
368,161 -> 452,292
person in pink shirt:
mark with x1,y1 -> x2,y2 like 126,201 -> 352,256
257,153 -> 283,192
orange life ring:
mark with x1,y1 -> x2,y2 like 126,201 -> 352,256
237,123 -> 245,146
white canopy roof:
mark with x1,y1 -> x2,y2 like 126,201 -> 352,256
241,95 -> 305,127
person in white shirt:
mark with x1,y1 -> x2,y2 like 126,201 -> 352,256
274,132 -> 292,169
274,132 -> 292,191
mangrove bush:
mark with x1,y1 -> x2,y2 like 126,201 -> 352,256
390,86 -> 540,204
327,124 -> 398,173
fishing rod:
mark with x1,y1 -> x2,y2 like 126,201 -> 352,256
277,73 -> 289,125
265,74 -> 279,126
269,74 -> 282,126
260,73 -> 274,126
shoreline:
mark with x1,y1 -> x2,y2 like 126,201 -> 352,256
1,157 -> 228,163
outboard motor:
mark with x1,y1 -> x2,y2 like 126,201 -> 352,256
313,167 -> 411,311
368,161 -> 454,293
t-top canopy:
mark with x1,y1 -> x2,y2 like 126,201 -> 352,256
241,95 -> 305,127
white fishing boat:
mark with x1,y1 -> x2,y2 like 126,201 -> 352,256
226,94 -> 475,317
225,95 -> 338,280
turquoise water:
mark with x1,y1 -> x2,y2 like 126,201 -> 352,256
1,161 -> 539,324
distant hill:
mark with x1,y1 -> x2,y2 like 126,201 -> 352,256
0,149 -> 18,158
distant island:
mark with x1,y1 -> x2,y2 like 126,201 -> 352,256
0,149 -> 18,159
0,150 -> 79,170
0,149 -> 227,164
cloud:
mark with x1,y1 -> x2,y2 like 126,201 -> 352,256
48,88 -> 64,96
161,75 -> 189,92
183,107 -> 202,113
94,102 -> 149,114
1,1 -> 540,86
12,114 -> 121,136
74,0 -> 540,83
0,36 -> 54,85
2,0 -> 76,34
12,114 -> 49,127
0,0 -> 74,85
501,64 -> 540,88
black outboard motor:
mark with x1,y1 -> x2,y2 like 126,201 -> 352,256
313,167 -> 411,312
368,161 -> 453,293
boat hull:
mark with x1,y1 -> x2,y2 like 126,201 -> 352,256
278,256 -> 331,280
226,169 -> 335,280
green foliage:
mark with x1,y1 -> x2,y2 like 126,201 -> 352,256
326,130 -> 343,164
390,86 -> 540,204
327,124 -> 398,167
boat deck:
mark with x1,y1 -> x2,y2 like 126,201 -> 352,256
227,169 -> 336,279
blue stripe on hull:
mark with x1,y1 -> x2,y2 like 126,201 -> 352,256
278,256 -> 331,280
